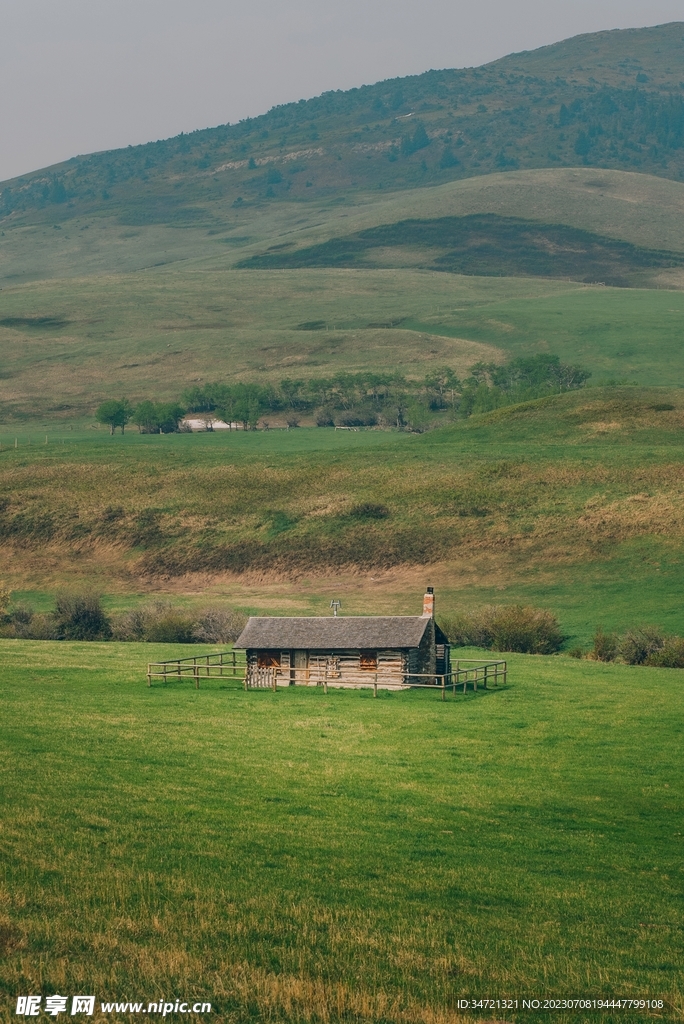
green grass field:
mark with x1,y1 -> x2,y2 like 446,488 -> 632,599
1,387 -> 684,646
3,167 -> 684,420
0,641 -> 681,1024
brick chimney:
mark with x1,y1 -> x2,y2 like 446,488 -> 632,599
422,587 -> 435,618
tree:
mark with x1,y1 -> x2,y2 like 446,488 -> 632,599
131,401 -> 185,433
131,400 -> 158,433
96,399 -> 133,435
401,122 -> 430,156
574,130 -> 591,157
156,402 -> 185,433
425,367 -> 461,409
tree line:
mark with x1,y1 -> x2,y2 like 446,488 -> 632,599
96,355 -> 590,434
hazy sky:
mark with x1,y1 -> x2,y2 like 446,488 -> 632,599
2,0 -> 683,181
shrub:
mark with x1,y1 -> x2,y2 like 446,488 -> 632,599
0,603 -> 58,639
111,607 -> 150,641
54,592 -> 112,640
593,627 -> 617,662
145,611 -> 195,644
568,646 -> 585,659
440,604 -> 564,654
618,626 -> 665,665
645,636 -> 684,668
112,602 -> 246,644
8,604 -> 33,626
23,613 -> 60,640
336,408 -> 377,427
112,601 -> 194,643
192,607 -> 247,644
0,585 -> 10,614
315,408 -> 335,427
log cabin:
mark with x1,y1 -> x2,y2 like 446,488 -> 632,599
234,588 -> 450,688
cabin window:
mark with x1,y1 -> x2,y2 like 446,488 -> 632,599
257,651 -> 281,668
359,650 -> 378,671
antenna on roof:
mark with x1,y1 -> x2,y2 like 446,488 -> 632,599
330,599 -> 341,617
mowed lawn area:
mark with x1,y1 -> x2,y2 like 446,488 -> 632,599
0,642 -> 681,1023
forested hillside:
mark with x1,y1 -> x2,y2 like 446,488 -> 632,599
2,23 -> 684,227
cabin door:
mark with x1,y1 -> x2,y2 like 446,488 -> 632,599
293,650 -> 308,685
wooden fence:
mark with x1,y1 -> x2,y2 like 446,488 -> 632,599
293,660 -> 507,699
147,652 -> 506,699
147,650 -> 245,688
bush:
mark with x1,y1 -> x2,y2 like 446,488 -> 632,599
618,626 -> 665,665
192,607 -> 247,644
145,611 -> 195,644
8,604 -> 33,626
112,602 -> 193,643
440,604 -> 564,654
0,603 -> 58,639
54,592 -> 112,640
111,606 -> 150,641
336,408 -> 377,427
593,627 -> 617,662
111,602 -> 245,644
315,408 -> 335,427
22,613 -> 60,640
645,636 -> 684,668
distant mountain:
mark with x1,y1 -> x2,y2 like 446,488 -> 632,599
2,23 -> 684,228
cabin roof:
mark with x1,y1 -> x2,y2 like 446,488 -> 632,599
234,615 -> 440,651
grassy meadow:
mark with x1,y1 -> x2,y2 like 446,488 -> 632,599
2,268 -> 684,419
0,387 -> 683,647
0,641 -> 682,1024
3,168 -> 684,418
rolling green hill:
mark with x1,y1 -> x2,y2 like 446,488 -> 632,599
2,27 -> 684,614
2,26 -> 684,421
2,23 -> 684,232
3,388 -> 684,644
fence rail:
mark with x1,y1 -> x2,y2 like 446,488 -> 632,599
147,650 -> 245,688
293,660 -> 507,699
147,653 -> 506,699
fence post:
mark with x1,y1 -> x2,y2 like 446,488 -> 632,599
195,664 -> 200,689
272,668 -> 277,692
441,675 -> 446,701
503,661 -> 507,686
147,666 -> 152,687
484,664 -> 489,690
374,672 -> 378,698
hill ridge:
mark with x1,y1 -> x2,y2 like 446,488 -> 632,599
2,23 -> 684,227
